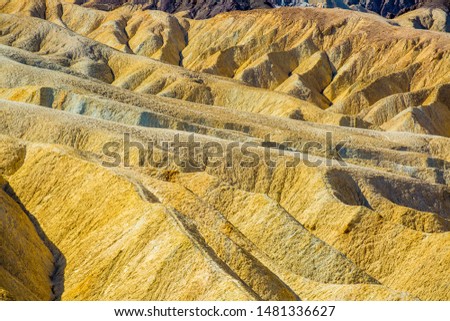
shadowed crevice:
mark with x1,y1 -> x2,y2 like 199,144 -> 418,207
2,183 -> 66,301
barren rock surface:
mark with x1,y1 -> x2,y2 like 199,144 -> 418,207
52,0 -> 447,19
0,0 -> 449,301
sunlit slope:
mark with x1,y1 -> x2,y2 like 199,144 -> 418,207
0,1 -> 449,301
0,101 -> 449,300
1,1 -> 449,135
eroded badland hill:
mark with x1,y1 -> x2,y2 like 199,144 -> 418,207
0,0 -> 449,301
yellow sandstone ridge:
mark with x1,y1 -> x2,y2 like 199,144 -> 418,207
1,1 -> 449,134
0,1 -> 449,301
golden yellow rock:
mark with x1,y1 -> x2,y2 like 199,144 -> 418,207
1,1 -> 449,134
0,0 -> 449,301
0,172 -> 54,301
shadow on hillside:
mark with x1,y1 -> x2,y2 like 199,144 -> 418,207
3,184 -> 66,301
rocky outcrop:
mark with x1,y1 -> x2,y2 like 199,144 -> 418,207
70,0 -> 273,18
351,0 -> 424,18
394,0 -> 450,31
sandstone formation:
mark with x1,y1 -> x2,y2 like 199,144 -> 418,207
2,1 -> 449,133
66,0 -> 274,18
0,0 -> 449,301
